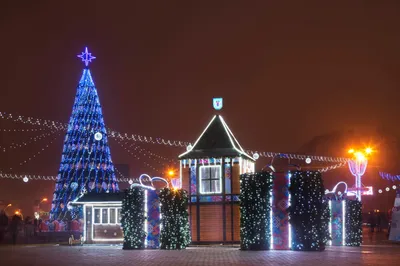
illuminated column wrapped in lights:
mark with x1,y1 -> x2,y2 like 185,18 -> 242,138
270,190 -> 273,249
342,200 -> 346,245
328,200 -> 332,246
179,160 -> 183,189
288,172 -> 292,249
144,189 -> 148,248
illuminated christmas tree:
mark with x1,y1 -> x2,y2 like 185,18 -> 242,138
50,48 -> 119,220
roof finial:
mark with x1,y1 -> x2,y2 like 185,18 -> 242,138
213,97 -> 223,111
77,47 -> 96,67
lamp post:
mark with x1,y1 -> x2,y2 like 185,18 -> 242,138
37,198 -> 48,219
4,203 -> 12,211
15,210 -> 23,220
348,148 -> 372,202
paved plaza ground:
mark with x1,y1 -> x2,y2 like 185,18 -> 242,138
0,244 -> 399,266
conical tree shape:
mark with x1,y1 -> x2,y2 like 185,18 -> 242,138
50,67 -> 119,220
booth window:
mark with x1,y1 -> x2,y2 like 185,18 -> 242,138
199,165 -> 222,194
93,207 -> 122,224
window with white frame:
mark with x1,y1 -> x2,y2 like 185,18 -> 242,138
93,207 -> 122,224
199,165 -> 222,194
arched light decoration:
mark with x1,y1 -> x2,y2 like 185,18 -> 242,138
129,174 -> 169,190
325,181 -> 349,198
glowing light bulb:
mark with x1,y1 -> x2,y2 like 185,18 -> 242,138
348,149 -> 355,154
365,147 -> 372,154
354,152 -> 365,161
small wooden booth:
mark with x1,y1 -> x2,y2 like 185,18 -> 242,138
179,114 -> 255,244
71,193 -> 124,244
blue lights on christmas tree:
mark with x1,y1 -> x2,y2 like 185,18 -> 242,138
50,47 -> 119,220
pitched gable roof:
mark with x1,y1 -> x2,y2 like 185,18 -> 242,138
178,115 -> 254,161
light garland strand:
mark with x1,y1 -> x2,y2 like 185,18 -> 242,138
0,111 -> 350,165
7,131 -> 58,151
0,112 -> 66,130
122,141 -> 178,166
9,133 -> 62,170
379,171 -> 400,181
112,138 -> 163,173
114,165 -> 127,179
0,171 -> 133,183
0,128 -> 51,132
319,162 -> 347,172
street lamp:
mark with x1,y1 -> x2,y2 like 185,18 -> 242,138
347,147 -> 373,202
15,210 -> 23,219
37,198 -> 48,219
4,203 -> 12,211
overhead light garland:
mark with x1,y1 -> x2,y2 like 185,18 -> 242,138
0,171 -> 133,183
122,141 -> 178,166
112,138 -> 164,173
0,111 -> 351,166
8,133 -> 62,170
7,131 -> 58,150
0,127 -> 51,132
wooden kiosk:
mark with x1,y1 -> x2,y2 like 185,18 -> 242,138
179,114 -> 255,244
71,193 -> 124,244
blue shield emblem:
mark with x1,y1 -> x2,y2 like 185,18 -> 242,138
213,98 -> 223,110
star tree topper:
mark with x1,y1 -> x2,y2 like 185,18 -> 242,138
77,47 -> 96,67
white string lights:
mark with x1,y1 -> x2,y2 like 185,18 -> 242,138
120,141 -> 177,167
0,171 -> 133,183
112,138 -> 163,173
0,112 -> 66,130
7,131 -> 58,151
114,165 -> 127,179
0,128 -> 50,132
0,111 -> 351,165
9,133 -> 62,170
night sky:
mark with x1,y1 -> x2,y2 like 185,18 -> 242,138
1,1 -> 400,215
